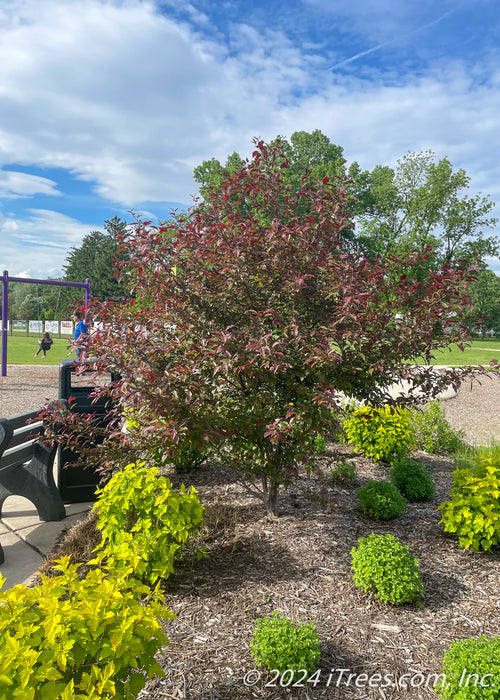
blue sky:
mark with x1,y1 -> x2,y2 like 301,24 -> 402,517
0,0 -> 499,279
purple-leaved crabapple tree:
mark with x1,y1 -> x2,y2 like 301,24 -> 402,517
86,139 -> 479,516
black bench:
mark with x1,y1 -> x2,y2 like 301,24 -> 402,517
0,405 -> 67,564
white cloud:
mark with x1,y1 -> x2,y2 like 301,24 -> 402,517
0,209 -> 99,278
0,0 -> 498,278
0,170 -> 60,198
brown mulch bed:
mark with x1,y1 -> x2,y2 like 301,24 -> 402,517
5,365 -> 500,699
39,447 -> 500,700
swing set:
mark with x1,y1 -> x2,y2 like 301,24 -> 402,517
1,270 -> 91,377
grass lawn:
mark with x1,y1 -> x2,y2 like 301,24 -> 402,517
416,338 -> 500,366
3,334 -> 499,366
2,335 -> 76,364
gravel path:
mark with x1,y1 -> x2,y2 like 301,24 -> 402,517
0,365 -> 60,417
1,365 -> 499,443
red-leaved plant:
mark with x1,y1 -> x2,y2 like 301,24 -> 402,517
80,139 -> 480,515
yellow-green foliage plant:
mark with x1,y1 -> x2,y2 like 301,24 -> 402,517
250,612 -> 321,677
438,452 -> 500,552
94,461 -> 205,586
437,635 -> 500,699
0,557 -> 173,700
343,405 -> 414,463
351,533 -> 424,605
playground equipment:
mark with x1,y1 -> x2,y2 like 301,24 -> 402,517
1,271 -> 91,377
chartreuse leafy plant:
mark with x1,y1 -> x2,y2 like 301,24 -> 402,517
438,452 -> 500,551
437,635 -> 500,699
93,462 -> 205,586
89,139 -> 478,515
390,458 -> 435,502
351,534 -> 424,605
356,480 -> 407,520
0,557 -> 172,700
343,406 -> 415,463
250,612 -> 320,676
410,400 -> 466,454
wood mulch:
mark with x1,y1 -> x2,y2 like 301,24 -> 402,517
4,365 -> 500,699
124,448 -> 498,700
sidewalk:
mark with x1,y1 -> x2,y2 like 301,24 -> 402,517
0,496 -> 93,590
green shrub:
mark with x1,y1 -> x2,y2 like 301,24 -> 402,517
438,452 -> 500,551
389,458 -> 435,502
310,433 -> 326,454
166,444 -> 208,473
0,557 -> 172,700
329,461 -> 357,485
351,533 -> 424,605
343,405 -> 414,463
356,480 -> 407,520
250,612 -> 320,676
410,400 -> 465,454
437,635 -> 500,699
94,461 -> 205,586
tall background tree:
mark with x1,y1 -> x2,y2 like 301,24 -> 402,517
195,132 -> 498,274
63,216 -> 129,303
351,150 -> 498,266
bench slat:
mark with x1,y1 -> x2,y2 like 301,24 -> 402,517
9,424 -> 42,449
0,441 -> 38,471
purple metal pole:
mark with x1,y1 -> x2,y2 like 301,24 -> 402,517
85,278 -> 91,309
1,271 -> 8,377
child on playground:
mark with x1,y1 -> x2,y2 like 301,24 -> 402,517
69,310 -> 89,361
35,331 -> 53,358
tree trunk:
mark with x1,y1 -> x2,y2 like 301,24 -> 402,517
262,475 -> 280,517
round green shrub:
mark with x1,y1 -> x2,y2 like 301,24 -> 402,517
330,461 -> 356,485
250,612 -> 320,676
437,635 -> 500,699
356,480 -> 407,520
343,405 -> 414,463
389,459 -> 435,502
351,533 -> 424,605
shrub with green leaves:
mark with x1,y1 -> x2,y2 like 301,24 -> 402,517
410,400 -> 465,454
437,635 -> 500,699
343,405 -> 414,463
124,409 -> 208,473
329,461 -> 357,485
250,612 -> 320,676
351,533 -> 424,605
438,452 -> 500,551
0,557 -> 172,700
94,461 -> 205,586
390,458 -> 435,502
356,480 -> 407,520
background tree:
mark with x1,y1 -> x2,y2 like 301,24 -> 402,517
90,140 -> 477,516
63,216 -> 129,303
351,150 -> 498,266
468,268 -> 500,337
194,133 -> 498,271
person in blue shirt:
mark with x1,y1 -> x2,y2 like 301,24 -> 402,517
72,311 -> 89,361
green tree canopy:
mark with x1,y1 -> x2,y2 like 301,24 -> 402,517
350,150 -> 498,266
63,216 -> 129,302
194,132 -> 498,271
468,268 -> 500,337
